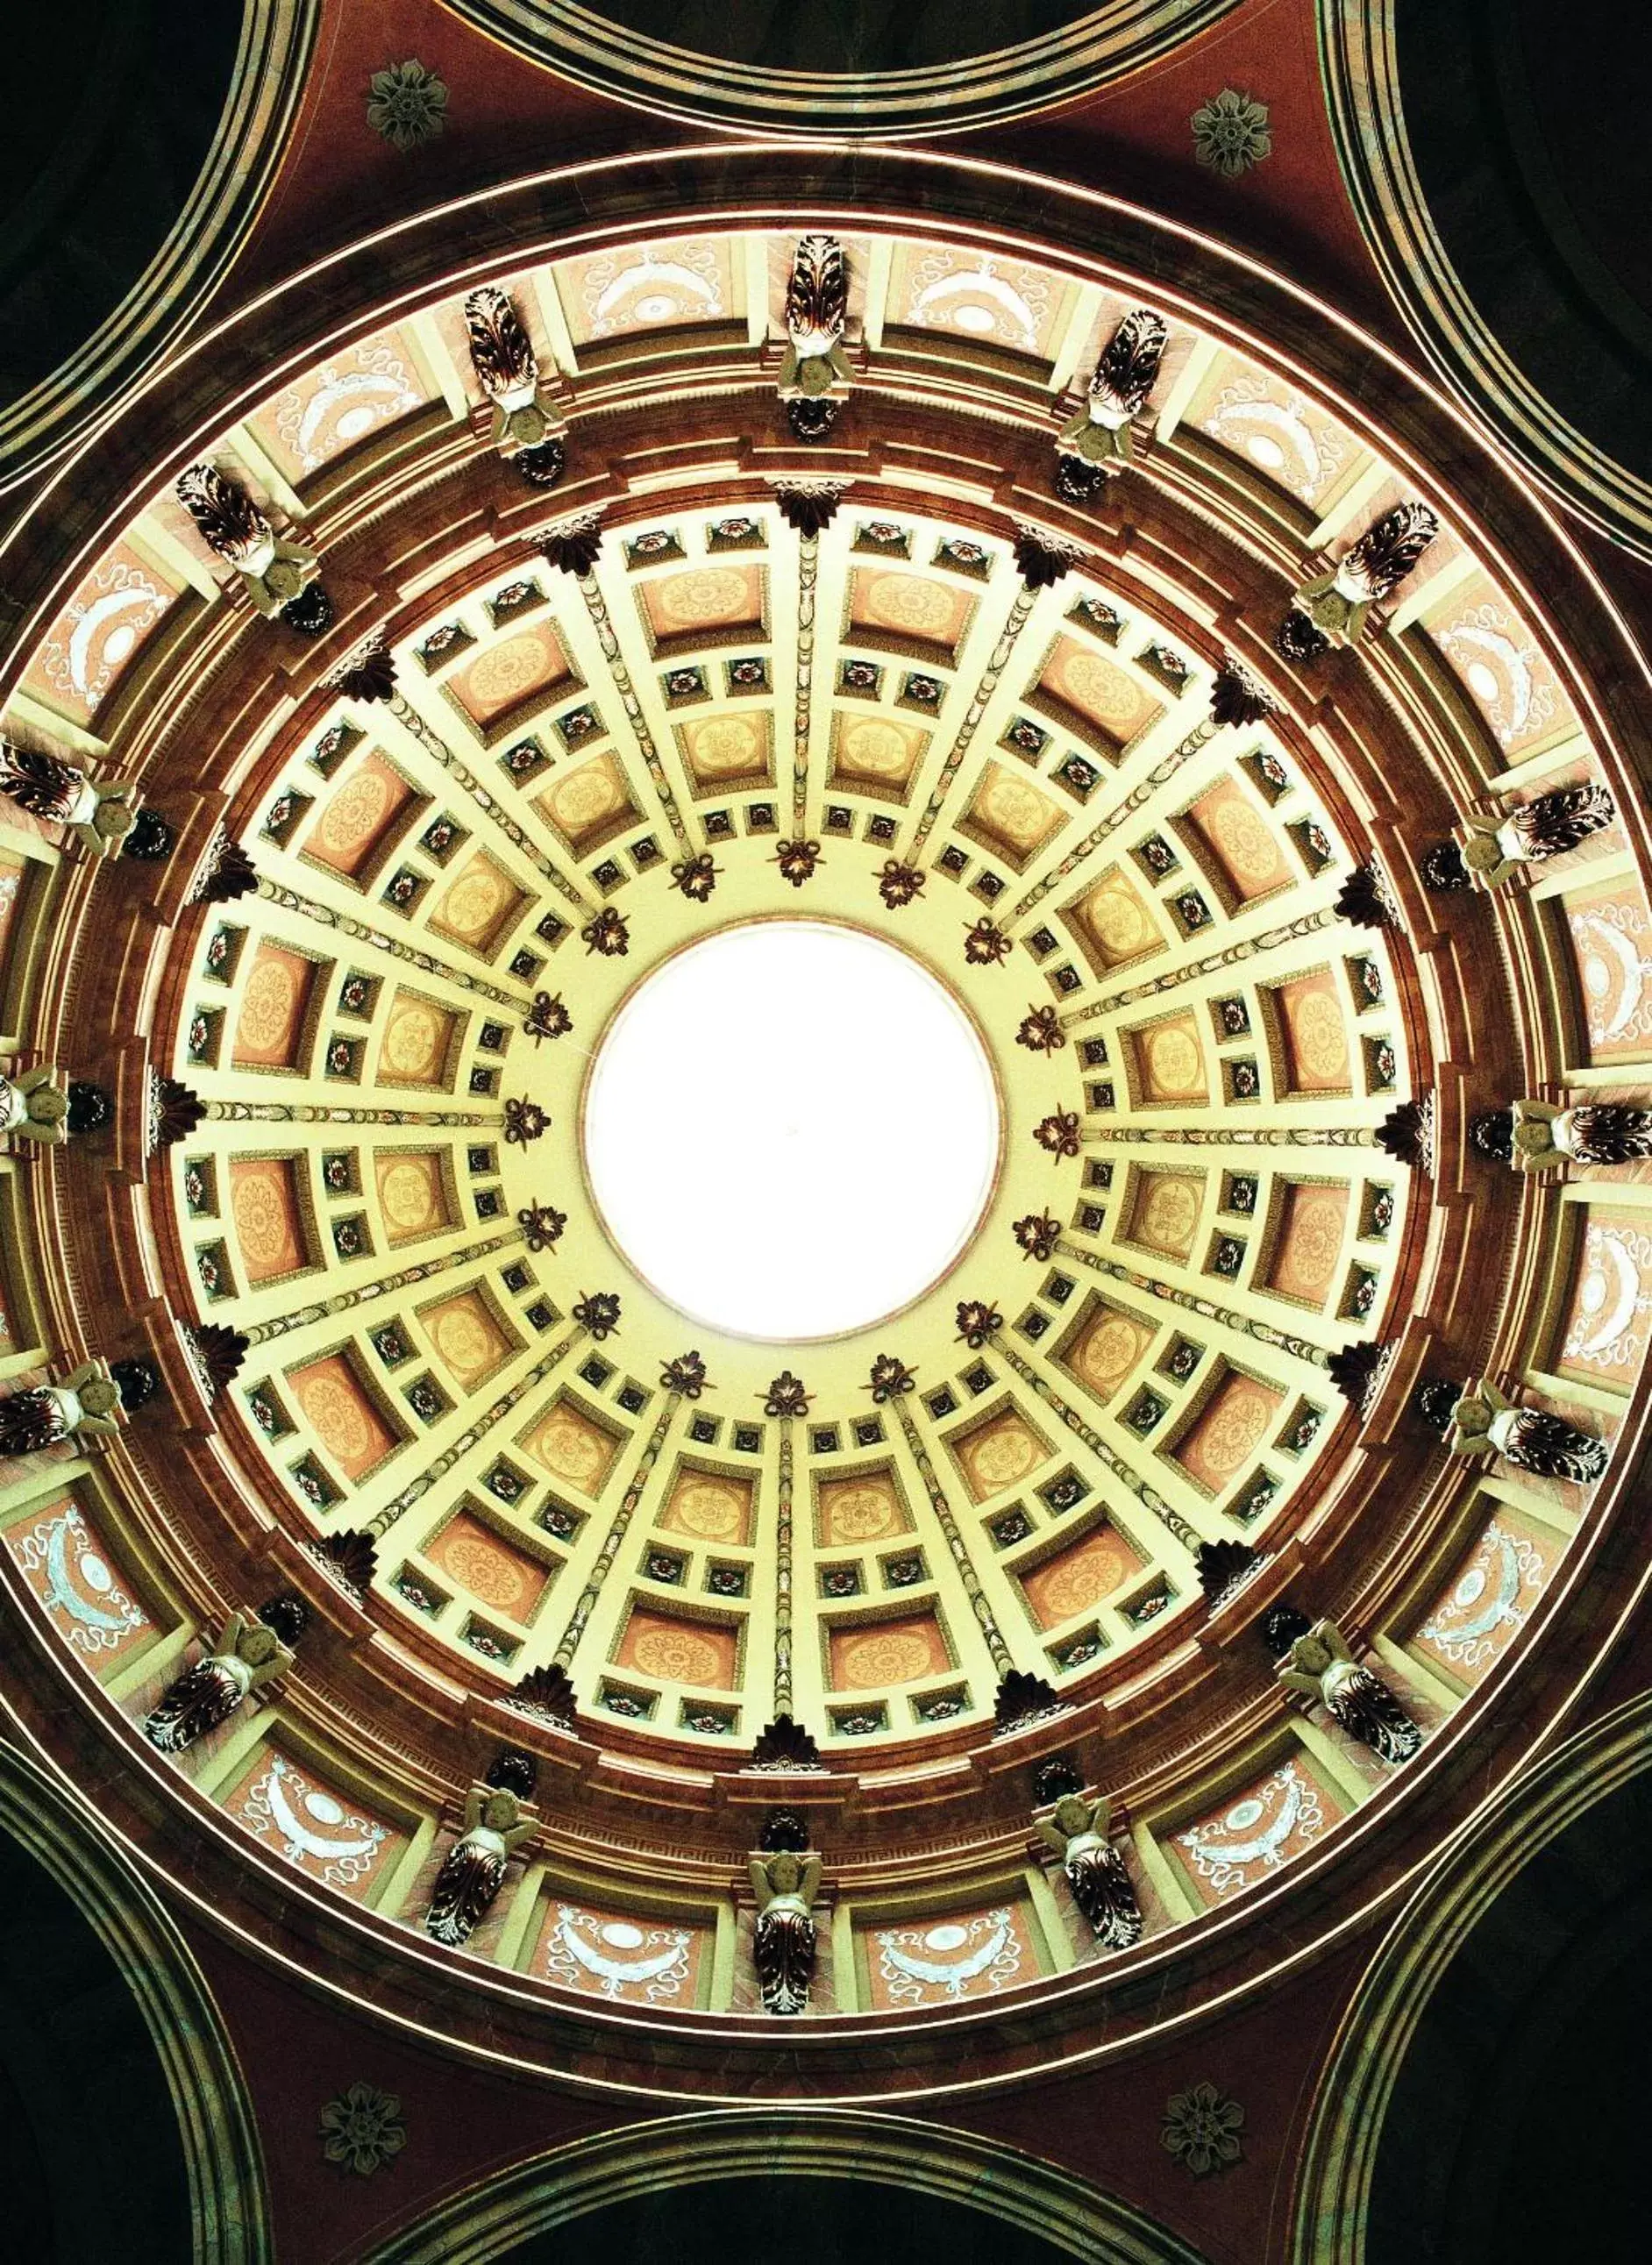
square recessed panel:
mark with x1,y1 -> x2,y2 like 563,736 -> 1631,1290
231,944 -> 326,1073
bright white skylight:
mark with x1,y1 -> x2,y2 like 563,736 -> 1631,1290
582,922 -> 1000,1341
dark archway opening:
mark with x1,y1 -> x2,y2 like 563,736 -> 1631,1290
0,1817 -> 194,2263
1368,1767 -> 1652,2265
492,2172 -> 1075,2265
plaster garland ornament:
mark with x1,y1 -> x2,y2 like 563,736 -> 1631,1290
1033,1766 -> 1143,1948
1276,502 -> 1439,663
1011,527 -> 1083,590
1055,308 -> 1168,496
142,1596 -> 309,1754
0,1065 -> 71,1145
306,1527 -> 378,1602
175,463 -> 331,632
425,1752 -> 538,1948
462,283 -> 567,486
0,1360 -> 129,1457
992,1667 -> 1069,1734
1334,860 -> 1399,930
66,1080 -> 112,1135
178,1321 -> 247,1402
1472,1098 -> 1652,1171
1447,781 -> 1617,890
1421,1376 -> 1609,1484
0,735 -> 139,856
318,2083 -> 406,2176
1264,1607 -> 1422,1765
773,483 -> 845,538
750,1810 -> 822,2016
778,234 -> 851,441
539,509 -> 604,578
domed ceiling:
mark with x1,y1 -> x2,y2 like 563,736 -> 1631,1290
0,153 -> 1645,2092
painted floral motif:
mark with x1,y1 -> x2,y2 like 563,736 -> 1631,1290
661,1351 -> 709,1397
876,859 -> 925,909
581,906 -> 630,957
524,991 -> 573,1043
516,1201 -> 566,1253
1035,1109 -> 1082,1159
503,1097 -> 548,1145
319,2083 -> 405,2176
1192,89 -> 1272,178
671,851 -> 719,902
366,61 -> 447,150
1161,2083 -> 1245,2176
872,1908 -> 1024,2006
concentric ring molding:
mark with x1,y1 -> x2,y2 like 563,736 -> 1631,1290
438,0 -> 1245,138
0,149 -> 1648,2095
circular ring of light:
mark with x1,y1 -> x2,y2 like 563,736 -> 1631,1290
581,922 -> 1001,1341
